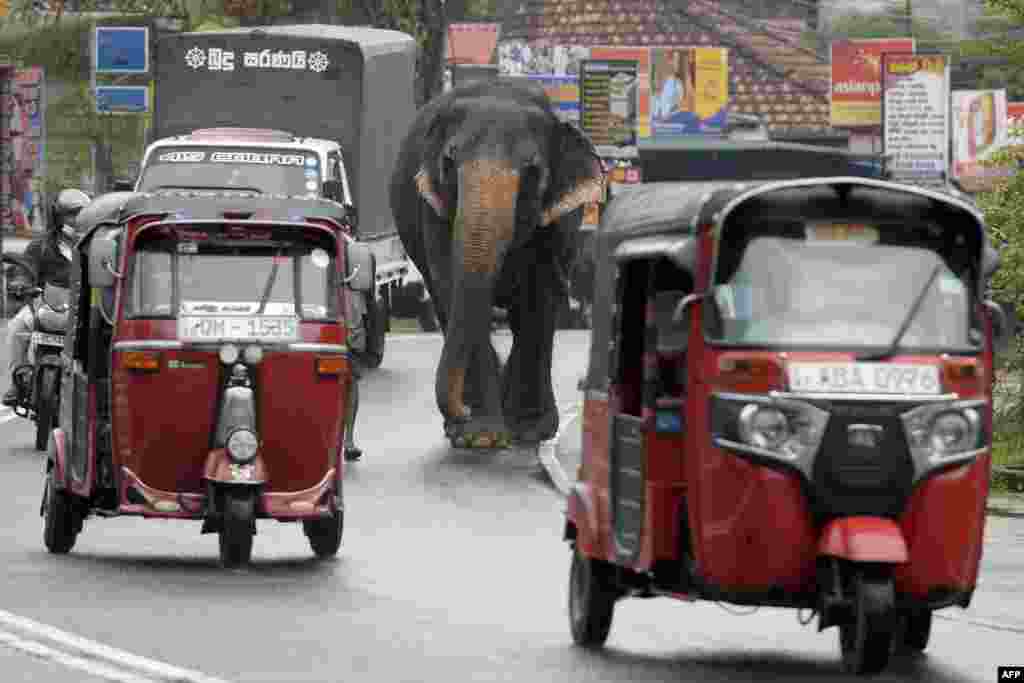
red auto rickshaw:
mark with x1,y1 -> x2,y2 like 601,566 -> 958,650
41,192 -> 375,568
565,177 -> 1009,674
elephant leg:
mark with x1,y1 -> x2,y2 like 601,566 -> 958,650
501,237 -> 563,443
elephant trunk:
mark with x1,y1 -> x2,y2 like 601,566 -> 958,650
436,161 -> 519,423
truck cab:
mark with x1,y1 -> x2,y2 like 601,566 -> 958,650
135,128 -> 355,210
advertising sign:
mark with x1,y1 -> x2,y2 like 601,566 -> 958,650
951,89 -> 1011,189
830,38 -> 915,128
882,53 -> 949,187
95,26 -> 150,74
579,59 -> 639,158
649,47 -> 729,136
498,42 -> 728,141
446,23 -> 500,65
2,67 -> 45,235
95,85 -> 149,114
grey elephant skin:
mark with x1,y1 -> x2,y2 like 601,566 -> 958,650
389,81 -> 604,446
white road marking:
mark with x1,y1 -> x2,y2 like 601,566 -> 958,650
0,609 -> 231,683
0,408 -> 15,424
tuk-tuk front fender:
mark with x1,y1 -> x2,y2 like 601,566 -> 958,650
567,483 -> 599,552
49,428 -> 68,490
818,516 -> 909,564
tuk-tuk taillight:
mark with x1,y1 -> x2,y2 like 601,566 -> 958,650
122,351 -> 160,372
315,355 -> 348,377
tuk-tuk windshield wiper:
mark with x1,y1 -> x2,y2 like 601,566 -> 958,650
857,263 -> 943,361
256,250 -> 284,315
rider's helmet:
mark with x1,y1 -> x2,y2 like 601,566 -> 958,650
50,189 -> 91,242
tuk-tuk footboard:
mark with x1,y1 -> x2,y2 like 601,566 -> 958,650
119,468 -> 207,518
260,470 -> 340,520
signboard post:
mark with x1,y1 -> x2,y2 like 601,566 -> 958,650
881,53 -> 950,188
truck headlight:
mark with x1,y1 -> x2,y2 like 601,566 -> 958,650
901,401 -> 984,473
226,428 -> 259,464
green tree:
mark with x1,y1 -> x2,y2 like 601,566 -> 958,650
810,1 -> 957,53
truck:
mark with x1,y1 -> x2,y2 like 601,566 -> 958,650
129,24 -> 418,366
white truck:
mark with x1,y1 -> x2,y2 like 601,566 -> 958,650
130,24 -> 418,366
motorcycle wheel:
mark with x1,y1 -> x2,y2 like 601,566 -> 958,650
901,609 -> 932,652
218,493 -> 255,569
35,367 -> 59,452
303,510 -> 344,558
42,465 -> 79,554
568,546 -> 618,648
839,571 -> 896,675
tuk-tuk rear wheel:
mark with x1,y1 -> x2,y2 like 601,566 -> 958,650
218,493 -> 255,569
43,468 -> 79,554
839,571 -> 896,675
304,510 -> 344,558
568,547 -> 617,648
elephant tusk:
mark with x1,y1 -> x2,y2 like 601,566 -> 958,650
541,174 -> 605,227
415,169 -> 446,216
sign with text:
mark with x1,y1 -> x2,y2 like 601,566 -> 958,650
95,85 -> 149,114
882,53 -> 949,188
580,59 -> 639,158
830,38 -> 915,128
525,75 -> 580,124
95,26 -> 149,74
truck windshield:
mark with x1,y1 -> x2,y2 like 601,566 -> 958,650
709,236 -> 981,352
128,234 -> 337,322
137,146 -> 322,197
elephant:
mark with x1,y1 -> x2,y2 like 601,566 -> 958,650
389,80 -> 604,447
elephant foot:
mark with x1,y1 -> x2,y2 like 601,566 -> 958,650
444,416 -> 513,449
507,410 -> 559,445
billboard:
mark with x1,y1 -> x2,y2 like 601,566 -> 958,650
649,47 -> 729,136
95,26 -> 150,74
2,67 -> 45,235
579,59 -> 639,158
830,38 -> 915,128
498,42 -> 728,142
96,85 -> 149,114
525,75 -> 580,124
951,89 -> 1012,189
881,53 -> 949,188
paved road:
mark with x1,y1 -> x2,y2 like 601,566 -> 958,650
0,329 -> 1022,682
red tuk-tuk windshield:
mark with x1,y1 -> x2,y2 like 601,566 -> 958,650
708,224 -> 982,353
126,226 -> 338,321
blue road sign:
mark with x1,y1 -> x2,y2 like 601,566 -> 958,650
95,26 -> 149,74
95,86 -> 149,114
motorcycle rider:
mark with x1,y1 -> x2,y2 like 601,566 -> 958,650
3,189 -> 90,406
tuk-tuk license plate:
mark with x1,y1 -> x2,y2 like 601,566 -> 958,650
178,316 -> 299,342
30,332 -> 64,347
786,362 -> 941,395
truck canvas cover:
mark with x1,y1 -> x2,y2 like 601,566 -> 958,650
154,24 -> 416,239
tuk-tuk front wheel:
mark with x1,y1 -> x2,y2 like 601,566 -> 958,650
34,367 -> 59,452
839,571 -> 896,675
303,510 -> 344,558
218,493 -> 255,569
43,467 -> 80,554
569,547 -> 618,648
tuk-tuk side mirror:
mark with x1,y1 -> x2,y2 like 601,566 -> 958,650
88,234 -> 121,288
672,293 -> 705,325
344,241 -> 375,292
985,299 -> 1015,354
982,244 -> 1001,281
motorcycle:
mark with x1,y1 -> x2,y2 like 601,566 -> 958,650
3,249 -> 72,451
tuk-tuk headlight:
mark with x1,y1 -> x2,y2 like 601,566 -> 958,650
713,394 -> 829,468
226,428 -> 259,464
901,401 -> 984,470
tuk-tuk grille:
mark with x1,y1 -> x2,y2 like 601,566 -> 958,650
810,404 -> 916,519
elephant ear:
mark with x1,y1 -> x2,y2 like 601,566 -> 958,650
542,121 -> 605,227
